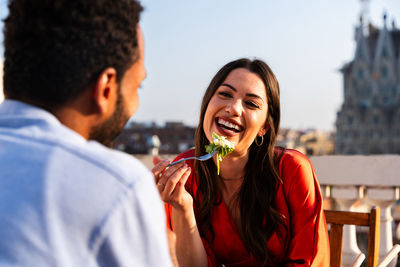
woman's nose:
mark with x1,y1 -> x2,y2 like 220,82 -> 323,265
225,100 -> 242,116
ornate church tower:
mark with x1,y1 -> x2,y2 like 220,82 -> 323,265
335,7 -> 400,154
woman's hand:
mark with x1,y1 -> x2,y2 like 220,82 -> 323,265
152,156 -> 193,213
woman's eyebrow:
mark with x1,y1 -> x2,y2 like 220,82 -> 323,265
221,83 -> 237,92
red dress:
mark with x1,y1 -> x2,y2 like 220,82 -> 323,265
165,148 -> 330,267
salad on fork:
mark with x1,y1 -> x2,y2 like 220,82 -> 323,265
205,133 -> 235,175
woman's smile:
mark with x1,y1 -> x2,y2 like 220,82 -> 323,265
215,117 -> 243,136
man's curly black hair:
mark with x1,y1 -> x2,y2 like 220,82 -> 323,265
3,0 -> 143,110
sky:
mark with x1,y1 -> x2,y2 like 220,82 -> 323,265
0,0 -> 399,131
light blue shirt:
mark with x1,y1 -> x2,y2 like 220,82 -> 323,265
0,100 -> 172,267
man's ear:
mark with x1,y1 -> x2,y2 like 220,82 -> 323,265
92,67 -> 118,115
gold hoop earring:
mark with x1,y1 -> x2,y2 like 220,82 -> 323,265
255,135 -> 264,147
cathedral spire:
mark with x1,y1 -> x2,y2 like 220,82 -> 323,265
383,11 -> 388,28
359,0 -> 371,26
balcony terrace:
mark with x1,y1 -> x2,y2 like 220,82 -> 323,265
137,154 -> 400,267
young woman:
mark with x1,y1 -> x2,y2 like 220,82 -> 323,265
152,58 -> 329,267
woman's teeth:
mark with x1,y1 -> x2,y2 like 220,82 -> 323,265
218,119 -> 241,132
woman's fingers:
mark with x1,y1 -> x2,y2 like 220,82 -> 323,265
152,155 -> 162,166
163,166 -> 193,211
161,163 -> 190,197
176,167 -> 191,195
152,156 -> 173,194
155,161 -> 187,195
151,157 -> 170,182
156,181 -> 166,192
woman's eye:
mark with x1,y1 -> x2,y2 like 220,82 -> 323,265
246,101 -> 260,109
218,91 -> 232,98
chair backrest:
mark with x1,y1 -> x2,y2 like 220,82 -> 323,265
324,206 -> 380,267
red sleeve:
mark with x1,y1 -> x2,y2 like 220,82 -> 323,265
280,150 -> 330,267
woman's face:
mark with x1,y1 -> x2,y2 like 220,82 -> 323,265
203,68 -> 269,155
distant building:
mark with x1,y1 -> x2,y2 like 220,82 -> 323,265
335,14 -> 400,154
299,130 -> 335,156
277,128 -> 335,156
114,121 -> 196,155
277,128 -> 301,149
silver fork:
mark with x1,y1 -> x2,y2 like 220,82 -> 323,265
167,151 -> 217,167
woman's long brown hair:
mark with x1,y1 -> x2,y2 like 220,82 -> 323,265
194,58 -> 286,265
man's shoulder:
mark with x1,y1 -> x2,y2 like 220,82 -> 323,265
75,141 -> 152,187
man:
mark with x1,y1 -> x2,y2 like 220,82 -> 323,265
0,0 -> 173,266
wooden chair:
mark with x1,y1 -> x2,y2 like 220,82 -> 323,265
325,206 -> 380,267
